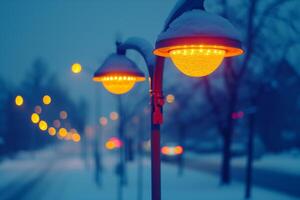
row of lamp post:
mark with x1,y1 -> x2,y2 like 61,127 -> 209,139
15,95 -> 81,143
91,1 -> 244,200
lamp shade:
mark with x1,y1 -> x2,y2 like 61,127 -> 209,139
93,54 -> 145,95
154,10 -> 244,77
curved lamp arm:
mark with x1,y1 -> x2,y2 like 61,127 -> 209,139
117,37 -> 156,78
164,0 -> 205,31
116,38 -> 165,125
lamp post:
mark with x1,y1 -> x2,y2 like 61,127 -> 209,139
71,64 -> 103,185
93,1 -> 244,200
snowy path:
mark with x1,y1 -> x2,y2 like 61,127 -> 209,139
181,153 -> 300,198
0,145 -> 298,200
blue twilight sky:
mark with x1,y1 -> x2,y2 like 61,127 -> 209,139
0,0 -> 180,123
1,0 -> 299,124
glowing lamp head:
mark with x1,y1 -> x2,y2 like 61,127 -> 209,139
154,10 -> 244,77
93,54 -> 145,95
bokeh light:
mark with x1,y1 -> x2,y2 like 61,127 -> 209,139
60,111 -> 68,120
105,140 -> 115,150
58,128 -> 68,138
39,120 -> 48,131
48,127 -> 56,136
174,146 -> 184,155
15,95 -> 24,106
105,137 -> 122,150
110,112 -> 119,121
166,94 -> 175,104
53,120 -> 61,128
72,133 -> 81,143
99,117 -> 108,126
43,95 -> 52,105
34,105 -> 42,114
31,113 -> 40,124
71,63 -> 82,74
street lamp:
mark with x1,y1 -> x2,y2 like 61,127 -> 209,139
93,1 -> 243,200
153,9 -> 243,77
93,54 -> 145,95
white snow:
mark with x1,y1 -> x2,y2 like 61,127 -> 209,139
185,152 -> 300,177
95,53 -> 144,76
158,10 -> 242,42
123,37 -> 156,69
0,145 -> 298,200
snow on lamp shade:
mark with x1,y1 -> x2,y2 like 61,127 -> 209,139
154,10 -> 244,77
93,54 -> 145,95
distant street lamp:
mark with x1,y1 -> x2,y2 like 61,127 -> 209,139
58,127 -> 68,138
15,95 -> 24,106
93,54 -> 145,95
48,127 -> 57,136
93,1 -> 244,200
72,132 -> 81,143
60,111 -> 68,120
43,95 -> 52,105
70,63 -> 104,186
71,63 -> 82,74
31,113 -> 40,124
110,111 -> 119,121
39,120 -> 48,131
165,94 -> 175,104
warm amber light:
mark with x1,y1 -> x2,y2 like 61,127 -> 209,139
72,133 -> 81,143
105,141 -> 115,150
60,111 -> 68,120
31,113 -> 40,124
39,120 -> 48,131
174,146 -> 184,155
99,117 -> 108,126
71,63 -> 82,74
58,128 -> 68,138
161,146 -> 170,155
109,112 -> 119,121
48,127 -> 56,136
15,95 -> 24,106
166,94 -> 175,104
94,75 -> 145,95
43,95 -> 52,105
170,47 -> 225,77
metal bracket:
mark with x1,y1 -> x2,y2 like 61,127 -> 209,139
151,91 -> 164,125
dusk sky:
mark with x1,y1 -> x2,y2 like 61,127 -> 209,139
0,0 -> 178,122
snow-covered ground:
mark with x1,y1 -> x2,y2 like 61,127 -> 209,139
0,144 -> 298,200
185,151 -> 300,176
